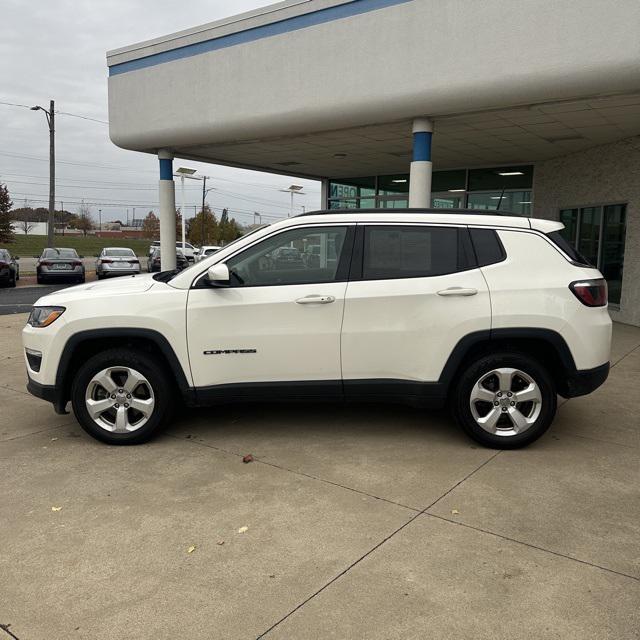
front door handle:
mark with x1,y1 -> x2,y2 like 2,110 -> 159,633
295,295 -> 335,304
437,287 -> 478,297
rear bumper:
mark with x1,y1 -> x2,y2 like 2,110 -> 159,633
561,362 -> 610,398
26,377 -> 69,414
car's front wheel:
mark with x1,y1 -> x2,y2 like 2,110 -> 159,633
71,348 -> 174,444
452,352 -> 556,449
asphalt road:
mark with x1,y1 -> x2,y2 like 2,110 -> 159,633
0,284 -> 67,315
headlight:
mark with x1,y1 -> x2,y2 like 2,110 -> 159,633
28,306 -> 65,328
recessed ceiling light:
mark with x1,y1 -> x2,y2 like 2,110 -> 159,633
497,171 -> 524,176
448,189 -> 465,192
392,179 -> 407,183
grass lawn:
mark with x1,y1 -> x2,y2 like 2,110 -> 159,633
3,235 -> 152,257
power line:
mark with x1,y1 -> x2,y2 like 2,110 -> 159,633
0,101 -> 108,124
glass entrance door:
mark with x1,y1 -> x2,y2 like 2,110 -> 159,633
559,204 -> 627,305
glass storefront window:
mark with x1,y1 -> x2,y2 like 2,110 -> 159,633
468,166 -> 533,191
467,191 -> 532,215
577,206 -> 602,267
432,170 -> 466,192
559,209 -> 579,244
601,204 -> 626,305
558,204 -> 627,306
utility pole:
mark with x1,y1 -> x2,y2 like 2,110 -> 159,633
201,175 -> 207,244
98,209 -> 102,234
30,100 -> 55,246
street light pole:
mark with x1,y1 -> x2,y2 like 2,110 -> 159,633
31,100 -> 55,247
279,185 -> 305,217
201,175 -> 207,244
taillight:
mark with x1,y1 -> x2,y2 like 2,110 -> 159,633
569,279 -> 607,307
131,259 -> 139,264
40,260 -> 52,266
0,261 -> 7,268
101,258 -> 113,264
72,261 -> 83,267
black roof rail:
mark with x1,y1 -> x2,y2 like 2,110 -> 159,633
296,207 -> 521,217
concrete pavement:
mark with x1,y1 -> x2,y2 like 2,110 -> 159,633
1,313 -> 639,639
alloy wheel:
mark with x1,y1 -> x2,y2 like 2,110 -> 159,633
85,366 -> 155,433
469,367 -> 542,437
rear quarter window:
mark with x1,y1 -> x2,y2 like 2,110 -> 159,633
469,228 -> 506,266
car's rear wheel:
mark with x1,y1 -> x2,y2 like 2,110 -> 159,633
71,348 -> 174,444
8,271 -> 16,287
452,352 -> 556,449
36,273 -> 45,285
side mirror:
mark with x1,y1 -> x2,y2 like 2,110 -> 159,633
79,255 -> 85,259
13,256 -> 20,260
207,263 -> 230,287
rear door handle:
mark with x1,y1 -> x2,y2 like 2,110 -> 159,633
437,287 -> 478,297
295,295 -> 335,304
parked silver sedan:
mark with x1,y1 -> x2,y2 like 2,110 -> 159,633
96,247 -> 141,279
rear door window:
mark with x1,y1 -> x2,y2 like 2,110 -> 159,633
362,226 -> 473,280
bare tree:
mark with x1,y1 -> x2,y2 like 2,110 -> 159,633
13,208 -> 35,234
75,202 -> 94,237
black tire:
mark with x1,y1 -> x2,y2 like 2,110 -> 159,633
36,273 -> 45,285
8,271 -> 16,287
71,348 -> 174,445
78,275 -> 86,284
452,351 -> 556,449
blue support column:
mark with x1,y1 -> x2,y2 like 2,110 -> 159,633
158,150 -> 176,271
409,118 -> 433,208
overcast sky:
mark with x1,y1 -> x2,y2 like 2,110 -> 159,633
0,0 -> 321,226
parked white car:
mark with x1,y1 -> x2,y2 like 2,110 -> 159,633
96,247 -> 141,279
23,209 -> 611,448
148,240 -> 197,263
195,245 -> 221,262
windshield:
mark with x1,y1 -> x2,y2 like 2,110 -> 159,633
43,248 -> 78,259
0,250 -> 10,260
105,249 -> 135,257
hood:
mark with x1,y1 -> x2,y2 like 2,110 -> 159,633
35,273 -> 158,306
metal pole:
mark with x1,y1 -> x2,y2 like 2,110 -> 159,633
98,209 -> 102,233
48,100 -> 55,247
201,176 -> 207,244
290,191 -> 293,218
181,174 -> 186,250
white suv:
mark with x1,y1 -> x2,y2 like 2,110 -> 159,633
23,210 -> 611,448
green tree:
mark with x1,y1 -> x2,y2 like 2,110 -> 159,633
187,204 -> 218,245
142,211 -> 159,239
0,183 -> 15,243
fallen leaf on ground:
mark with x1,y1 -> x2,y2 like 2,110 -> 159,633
451,509 -> 459,515
238,526 -> 248,534
217,540 -> 225,546
187,545 -> 196,554
242,454 -> 254,463
51,437 -> 58,441
51,506 -> 62,512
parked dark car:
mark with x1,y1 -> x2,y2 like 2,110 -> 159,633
147,248 -> 188,273
36,248 -> 85,284
0,249 -> 19,287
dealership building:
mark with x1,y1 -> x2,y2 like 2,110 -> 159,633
107,0 -> 640,326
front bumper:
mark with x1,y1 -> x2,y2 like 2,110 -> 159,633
561,362 -> 610,398
26,377 -> 69,414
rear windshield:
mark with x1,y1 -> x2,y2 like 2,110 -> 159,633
43,248 -> 78,259
105,249 -> 135,257
546,231 -> 591,266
